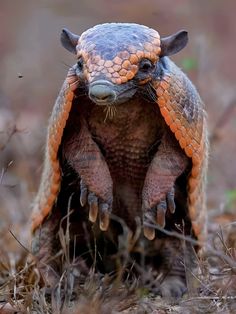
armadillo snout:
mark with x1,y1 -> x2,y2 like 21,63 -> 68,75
89,81 -> 117,105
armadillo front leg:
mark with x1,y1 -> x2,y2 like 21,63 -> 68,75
142,131 -> 189,240
63,119 -> 113,230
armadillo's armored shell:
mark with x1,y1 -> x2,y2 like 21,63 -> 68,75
154,59 -> 208,243
31,77 -> 75,230
32,23 -> 208,246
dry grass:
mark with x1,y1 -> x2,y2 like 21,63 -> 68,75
0,214 -> 236,314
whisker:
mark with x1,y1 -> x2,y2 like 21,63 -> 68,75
103,106 -> 109,122
71,79 -> 81,86
111,105 -> 117,118
64,79 -> 87,95
110,106 -> 113,119
103,104 -> 117,122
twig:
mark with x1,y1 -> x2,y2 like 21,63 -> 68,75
144,221 -> 200,246
8,230 -> 30,254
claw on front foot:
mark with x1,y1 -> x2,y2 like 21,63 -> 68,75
99,203 -> 110,231
143,226 -> 155,241
167,187 -> 175,214
88,192 -> 98,223
143,186 -> 176,240
80,179 -> 111,231
143,209 -> 156,240
156,200 -> 167,227
143,203 -> 166,240
80,180 -> 88,207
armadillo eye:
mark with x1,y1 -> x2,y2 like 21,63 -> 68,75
77,58 -> 83,71
139,59 -> 154,72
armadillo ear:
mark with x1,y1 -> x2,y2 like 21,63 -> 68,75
60,28 -> 80,54
160,30 -> 188,57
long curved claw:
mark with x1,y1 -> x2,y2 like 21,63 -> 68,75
143,186 -> 176,240
88,192 -> 98,223
99,203 -> 110,231
167,187 -> 175,214
80,180 -> 112,229
143,226 -> 155,241
143,209 -> 156,240
156,200 -> 167,227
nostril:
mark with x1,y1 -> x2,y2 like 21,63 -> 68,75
89,84 -> 116,104
100,94 -> 110,100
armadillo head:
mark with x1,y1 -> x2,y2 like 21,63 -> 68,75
61,23 -> 188,106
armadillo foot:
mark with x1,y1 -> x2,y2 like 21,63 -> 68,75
142,273 -> 186,298
80,179 -> 111,231
155,277 -> 187,299
143,186 -> 176,240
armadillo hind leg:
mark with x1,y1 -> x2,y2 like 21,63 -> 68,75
31,209 -> 62,288
157,238 -> 195,298
141,237 -> 195,298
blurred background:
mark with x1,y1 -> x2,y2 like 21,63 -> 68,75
0,0 -> 236,252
